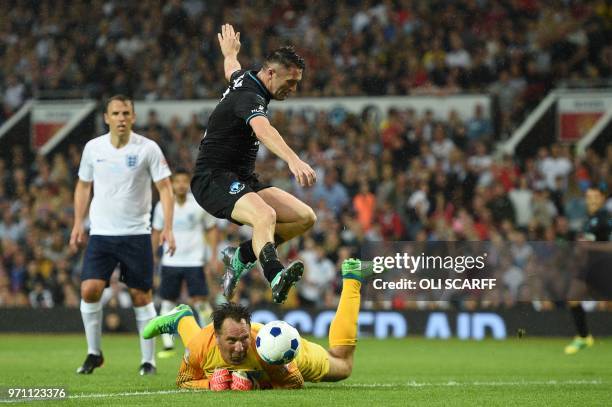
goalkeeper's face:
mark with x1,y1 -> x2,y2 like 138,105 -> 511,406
216,318 -> 252,365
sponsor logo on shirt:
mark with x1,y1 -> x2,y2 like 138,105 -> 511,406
229,181 -> 245,195
251,105 -> 265,114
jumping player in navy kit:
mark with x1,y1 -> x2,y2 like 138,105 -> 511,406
191,24 -> 317,304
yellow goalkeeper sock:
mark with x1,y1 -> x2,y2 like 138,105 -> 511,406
329,279 -> 361,347
178,316 -> 201,347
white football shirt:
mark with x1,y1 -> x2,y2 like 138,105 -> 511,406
78,132 -> 171,235
152,193 -> 216,267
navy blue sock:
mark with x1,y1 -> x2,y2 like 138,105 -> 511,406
570,304 -> 589,337
239,240 -> 257,263
259,242 -> 284,283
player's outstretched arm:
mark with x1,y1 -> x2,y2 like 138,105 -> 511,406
176,358 -> 212,389
155,177 -> 176,256
264,361 -> 305,389
69,180 -> 92,252
249,116 -> 316,187
218,23 -> 241,81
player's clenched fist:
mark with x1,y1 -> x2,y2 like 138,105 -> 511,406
230,371 -> 253,391
209,368 -> 232,391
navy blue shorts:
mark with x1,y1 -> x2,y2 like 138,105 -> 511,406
82,235 -> 153,291
191,169 -> 271,225
159,266 -> 209,300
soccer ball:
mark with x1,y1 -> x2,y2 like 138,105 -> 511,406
255,320 -> 301,365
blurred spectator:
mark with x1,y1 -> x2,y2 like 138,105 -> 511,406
509,177 -> 534,228
29,281 -> 54,308
466,104 -> 493,144
1,0 -> 611,310
297,238 -> 336,308
539,144 -> 573,191
353,181 -> 376,232
312,169 -> 349,216
3,74 -> 27,115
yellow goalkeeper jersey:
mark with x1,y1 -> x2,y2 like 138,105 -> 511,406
176,322 -> 305,389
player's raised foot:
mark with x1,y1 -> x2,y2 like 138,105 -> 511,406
271,261 -> 304,304
142,304 -> 193,339
222,246 -> 256,299
564,335 -> 594,355
76,352 -> 104,374
157,347 -> 177,359
139,362 -> 157,375
341,258 -> 378,282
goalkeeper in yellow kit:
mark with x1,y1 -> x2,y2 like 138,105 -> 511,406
143,258 -> 367,390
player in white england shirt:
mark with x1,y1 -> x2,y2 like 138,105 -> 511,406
152,168 -> 218,358
70,95 -> 176,376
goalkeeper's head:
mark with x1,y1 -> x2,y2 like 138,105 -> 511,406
212,302 -> 252,364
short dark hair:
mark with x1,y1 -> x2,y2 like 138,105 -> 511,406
212,302 -> 251,333
173,167 -> 190,177
105,94 -> 134,113
587,185 -> 606,194
264,46 -> 305,70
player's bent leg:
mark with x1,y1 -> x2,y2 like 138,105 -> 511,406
322,348 -> 354,382
257,187 -> 316,244
129,288 -> 153,306
143,304 -> 196,343
177,314 -> 201,347
329,259 -> 362,346
223,193 -> 277,298
319,259 -> 363,381
81,279 -> 106,302
232,193 -> 304,303
231,192 -> 277,255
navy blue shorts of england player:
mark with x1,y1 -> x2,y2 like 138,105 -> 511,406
82,235 -> 154,291
159,266 -> 209,300
191,169 -> 271,225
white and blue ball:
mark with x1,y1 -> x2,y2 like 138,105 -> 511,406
255,320 -> 301,365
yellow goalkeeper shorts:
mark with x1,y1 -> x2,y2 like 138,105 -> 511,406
295,338 -> 330,383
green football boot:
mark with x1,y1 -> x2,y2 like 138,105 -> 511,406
271,260 -> 304,304
222,246 -> 256,299
341,258 -> 379,281
564,335 -> 594,355
142,304 -> 193,339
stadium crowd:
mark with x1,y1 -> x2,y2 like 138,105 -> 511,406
0,0 -> 611,310
1,103 -> 611,310
0,0 -> 611,138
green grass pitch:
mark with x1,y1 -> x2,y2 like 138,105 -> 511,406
0,334 -> 610,406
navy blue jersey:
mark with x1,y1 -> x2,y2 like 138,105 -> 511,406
195,70 -> 271,178
583,208 -> 612,242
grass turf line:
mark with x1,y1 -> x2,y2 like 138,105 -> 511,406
0,334 -> 609,406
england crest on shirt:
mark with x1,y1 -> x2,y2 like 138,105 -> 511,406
126,154 -> 138,168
